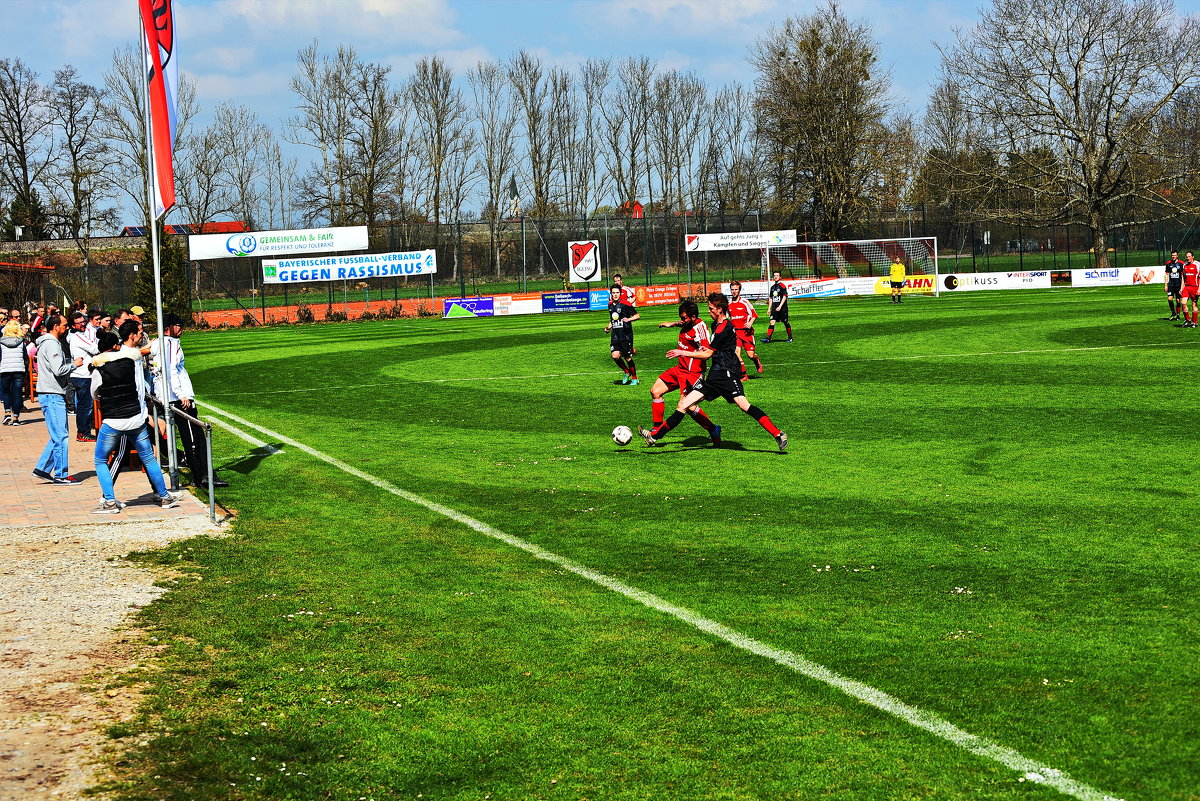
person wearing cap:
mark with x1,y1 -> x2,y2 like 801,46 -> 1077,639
155,312 -> 228,488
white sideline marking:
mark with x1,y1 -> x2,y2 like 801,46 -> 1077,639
206,339 -> 1196,396
206,415 -> 283,454
203,401 -> 1121,801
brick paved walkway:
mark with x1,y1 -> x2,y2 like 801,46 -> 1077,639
0,397 -> 213,527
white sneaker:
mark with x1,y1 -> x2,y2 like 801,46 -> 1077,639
92,499 -> 122,515
160,492 -> 182,509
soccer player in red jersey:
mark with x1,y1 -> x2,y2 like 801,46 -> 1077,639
728,280 -> 764,377
1181,251 -> 1200,328
640,292 -> 787,451
650,299 -> 721,442
613,273 -> 637,308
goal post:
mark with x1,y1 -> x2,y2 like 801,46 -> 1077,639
761,236 -> 940,297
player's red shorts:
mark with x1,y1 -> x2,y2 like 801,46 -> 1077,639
657,366 -> 702,393
735,329 -> 756,350
1184,284 -> 1199,299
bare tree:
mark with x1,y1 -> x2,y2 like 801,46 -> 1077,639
600,57 -> 655,269
467,60 -> 519,275
287,42 -> 355,226
46,66 -> 119,258
260,139 -> 298,230
176,124 -> 233,227
0,58 -> 55,238
409,55 -> 473,227
98,44 -> 198,225
702,85 -> 767,225
749,1 -> 894,239
508,51 -> 563,274
940,0 -> 1200,266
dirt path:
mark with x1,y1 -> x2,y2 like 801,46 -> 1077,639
0,517 -> 221,800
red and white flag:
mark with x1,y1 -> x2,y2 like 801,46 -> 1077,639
139,0 -> 178,219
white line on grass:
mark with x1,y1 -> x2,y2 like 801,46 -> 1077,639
206,415 -> 284,454
206,339 -> 1197,396
203,401 -> 1122,801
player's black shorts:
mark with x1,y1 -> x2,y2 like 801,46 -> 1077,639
890,281 -> 905,289
610,336 -> 634,356
691,371 -> 745,403
1168,281 -> 1183,299
770,306 -> 789,322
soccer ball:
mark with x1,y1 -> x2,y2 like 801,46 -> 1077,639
612,425 -> 633,446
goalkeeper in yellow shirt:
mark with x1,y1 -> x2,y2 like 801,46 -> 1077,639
889,257 -> 906,303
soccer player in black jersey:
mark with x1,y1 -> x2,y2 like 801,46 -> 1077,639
605,284 -> 640,384
640,292 -> 787,451
761,271 -> 792,343
1165,251 -> 1184,320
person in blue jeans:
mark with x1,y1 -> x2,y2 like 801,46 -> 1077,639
89,322 -> 181,513
32,314 -> 84,484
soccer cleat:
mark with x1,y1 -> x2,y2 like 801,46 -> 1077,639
620,375 -> 630,385
54,475 -> 82,485
786,338 -> 793,342
629,378 -> 639,386
32,468 -> 54,481
776,432 -> 789,452
160,492 -> 183,509
710,424 -> 722,445
760,338 -> 772,344
637,425 -> 657,446
92,499 -> 122,515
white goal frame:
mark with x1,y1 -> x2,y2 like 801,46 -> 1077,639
760,236 -> 940,295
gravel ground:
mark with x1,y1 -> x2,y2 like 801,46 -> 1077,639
0,516 -> 223,800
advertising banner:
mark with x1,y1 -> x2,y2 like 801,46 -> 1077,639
941,271 -> 1049,291
634,285 -> 682,306
568,240 -> 602,283
541,291 -> 591,313
1071,265 -> 1158,287
443,297 -> 495,318
876,274 -> 938,294
191,225 -> 369,260
589,290 -> 610,310
262,250 -> 437,284
684,229 -> 797,252
494,293 -> 543,316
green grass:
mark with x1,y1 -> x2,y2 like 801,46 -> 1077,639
106,286 -> 1198,800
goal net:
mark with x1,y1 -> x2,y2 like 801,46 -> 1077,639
761,236 -> 939,294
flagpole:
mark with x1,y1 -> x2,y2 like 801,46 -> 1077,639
139,7 -> 178,487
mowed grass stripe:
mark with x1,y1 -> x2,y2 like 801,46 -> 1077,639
201,338 -> 1200,397
202,401 -> 1123,801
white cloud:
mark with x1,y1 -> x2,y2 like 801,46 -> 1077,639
206,0 -> 464,47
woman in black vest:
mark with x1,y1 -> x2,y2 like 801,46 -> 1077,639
90,321 -> 181,514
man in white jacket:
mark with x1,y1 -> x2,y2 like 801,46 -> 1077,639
65,310 -> 98,442
155,312 -> 228,488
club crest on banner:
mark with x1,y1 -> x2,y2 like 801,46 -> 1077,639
568,240 -> 601,282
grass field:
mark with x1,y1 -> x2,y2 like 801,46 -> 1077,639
107,285 -> 1197,800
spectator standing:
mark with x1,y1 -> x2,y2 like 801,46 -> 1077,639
89,324 -> 181,513
65,310 -> 99,441
1,320 -> 29,425
32,314 -> 84,484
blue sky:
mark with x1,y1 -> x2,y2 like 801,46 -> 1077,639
5,0 -> 988,124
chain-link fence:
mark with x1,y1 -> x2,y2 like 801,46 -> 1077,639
4,209 -> 1199,319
